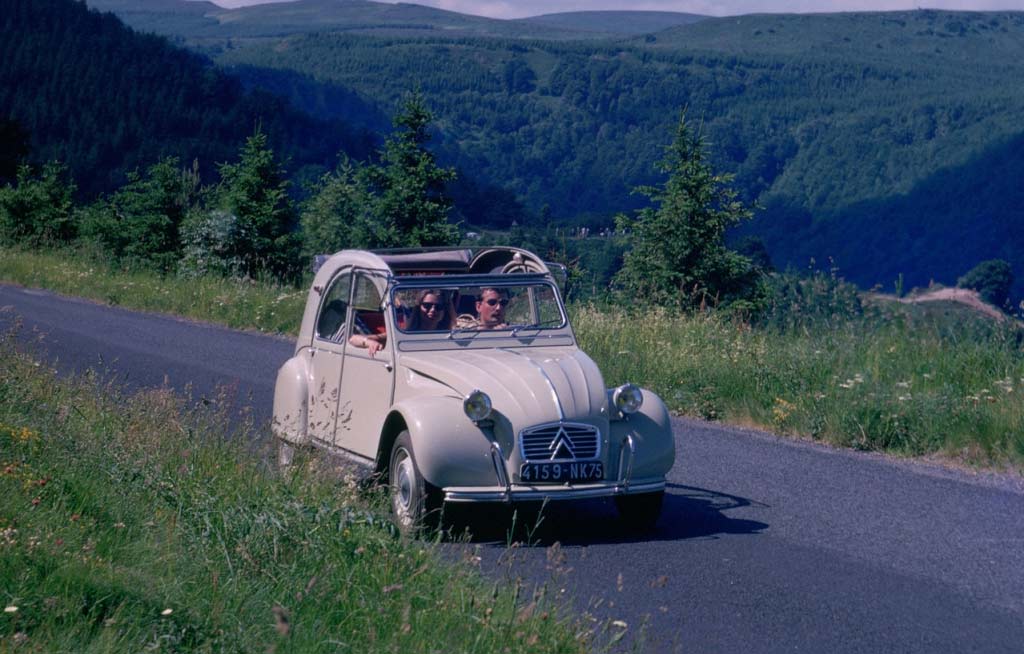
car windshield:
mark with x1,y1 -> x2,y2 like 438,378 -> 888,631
392,282 -> 566,334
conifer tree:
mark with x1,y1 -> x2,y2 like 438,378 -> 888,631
615,112 -> 760,310
0,162 -> 76,247
79,157 -> 200,271
214,129 -> 300,277
365,92 -> 458,247
299,155 -> 383,257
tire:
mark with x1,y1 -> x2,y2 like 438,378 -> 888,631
615,491 -> 664,531
389,431 -> 441,537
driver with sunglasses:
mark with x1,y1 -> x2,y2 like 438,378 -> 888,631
475,287 -> 510,330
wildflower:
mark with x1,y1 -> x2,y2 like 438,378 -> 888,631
612,620 -> 628,628
895,381 -> 911,388
838,381 -> 854,389
897,395 -> 912,402
4,606 -> 17,613
161,608 -> 173,616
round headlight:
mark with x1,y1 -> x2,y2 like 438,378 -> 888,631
463,390 -> 493,421
613,383 -> 644,415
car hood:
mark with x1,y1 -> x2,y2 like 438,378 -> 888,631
399,346 -> 608,423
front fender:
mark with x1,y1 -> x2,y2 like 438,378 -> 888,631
609,389 -> 675,479
273,355 -> 310,446
386,395 -> 498,488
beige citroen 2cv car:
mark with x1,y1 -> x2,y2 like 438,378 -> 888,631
273,247 -> 675,535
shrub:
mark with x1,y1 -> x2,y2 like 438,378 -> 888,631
0,162 -> 76,247
958,259 -> 1013,309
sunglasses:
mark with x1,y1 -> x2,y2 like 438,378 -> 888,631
420,302 -> 445,311
483,298 -> 510,307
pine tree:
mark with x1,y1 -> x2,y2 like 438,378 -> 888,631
79,157 -> 200,271
299,155 -> 385,257
614,111 -> 760,310
365,92 -> 458,247
0,162 -> 76,247
214,129 -> 299,277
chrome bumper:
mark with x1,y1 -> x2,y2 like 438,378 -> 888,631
443,479 -> 665,503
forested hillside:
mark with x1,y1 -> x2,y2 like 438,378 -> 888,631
0,0 -> 370,196
22,1 -> 1024,296
203,9 -> 1024,295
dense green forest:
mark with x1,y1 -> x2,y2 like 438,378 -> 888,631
18,1 -> 1024,298
0,0 -> 374,197
207,8 -> 1024,299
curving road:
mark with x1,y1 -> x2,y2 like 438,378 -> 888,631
2,283 -> 1023,653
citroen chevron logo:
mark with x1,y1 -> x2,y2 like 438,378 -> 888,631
548,427 -> 576,460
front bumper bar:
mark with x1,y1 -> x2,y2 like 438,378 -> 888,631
443,478 -> 666,503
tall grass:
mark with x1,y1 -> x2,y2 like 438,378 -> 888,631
575,306 -> 1024,466
0,333 -> 586,652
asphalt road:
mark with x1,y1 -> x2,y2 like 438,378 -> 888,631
3,283 -> 1023,653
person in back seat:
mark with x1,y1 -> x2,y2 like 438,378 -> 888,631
349,311 -> 386,356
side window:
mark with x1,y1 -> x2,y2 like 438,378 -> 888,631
350,273 -> 386,338
315,272 -> 352,342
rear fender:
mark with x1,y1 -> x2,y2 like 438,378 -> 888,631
273,355 -> 310,446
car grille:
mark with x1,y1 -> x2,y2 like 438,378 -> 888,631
519,422 -> 600,461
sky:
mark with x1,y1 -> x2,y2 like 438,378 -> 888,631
209,0 -> 1024,19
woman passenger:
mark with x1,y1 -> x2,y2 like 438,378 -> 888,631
406,289 -> 455,331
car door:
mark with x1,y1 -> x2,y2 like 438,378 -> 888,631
335,270 -> 395,458
307,269 -> 351,445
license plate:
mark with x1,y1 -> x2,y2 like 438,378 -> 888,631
519,461 -> 604,483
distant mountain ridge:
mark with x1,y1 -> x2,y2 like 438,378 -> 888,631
85,0 -> 664,40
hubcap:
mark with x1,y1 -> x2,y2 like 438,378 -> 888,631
393,449 -> 414,522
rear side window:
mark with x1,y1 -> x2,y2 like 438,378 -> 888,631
315,272 -> 352,342
350,272 -> 387,338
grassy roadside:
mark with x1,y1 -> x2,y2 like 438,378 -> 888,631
0,332 -> 589,653
576,307 -> 1024,468
2,247 -> 1022,470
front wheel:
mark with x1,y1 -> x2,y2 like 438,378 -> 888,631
615,491 -> 664,531
389,431 -> 441,537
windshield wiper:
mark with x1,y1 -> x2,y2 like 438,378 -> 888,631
510,319 -> 562,336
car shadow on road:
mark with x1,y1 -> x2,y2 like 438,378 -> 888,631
450,482 -> 769,546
